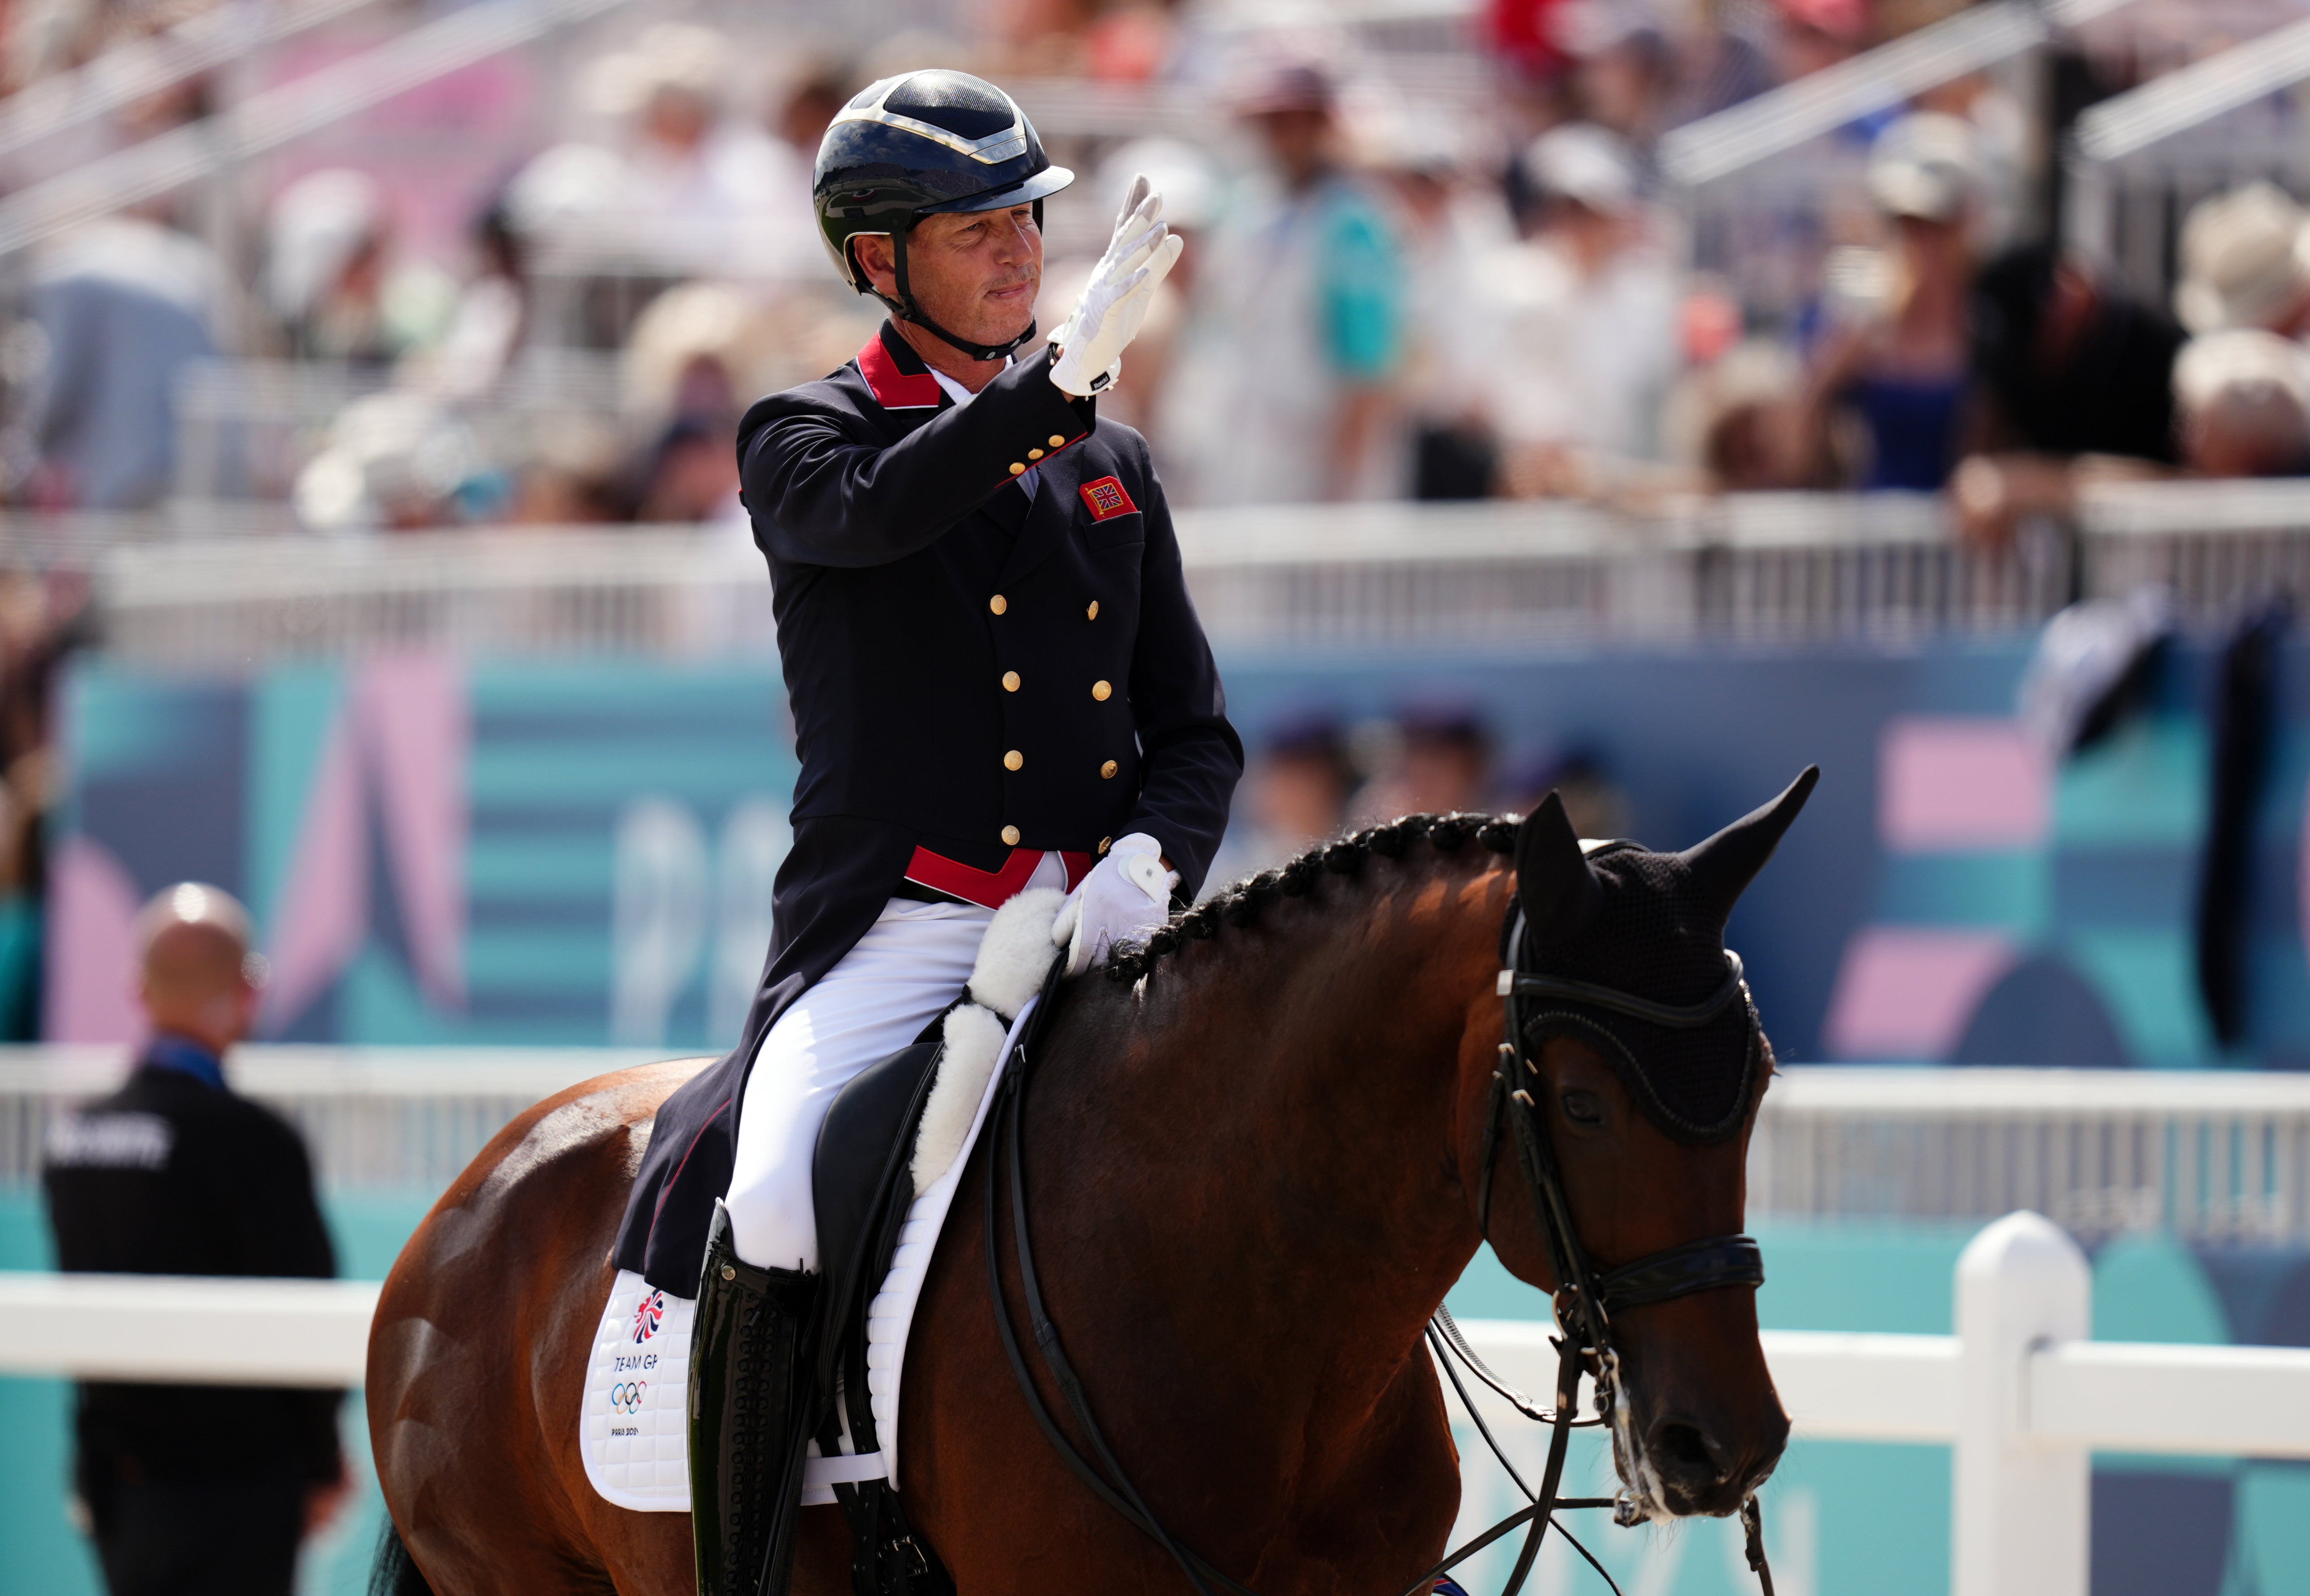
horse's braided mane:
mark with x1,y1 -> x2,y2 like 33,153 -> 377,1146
1103,811 -> 1522,983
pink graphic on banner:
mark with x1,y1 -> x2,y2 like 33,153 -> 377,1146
46,835 -> 144,1044
262,712 -> 367,1034
1878,718 -> 2050,852
357,653 -> 468,1006
261,653 -> 468,1033
1822,926 -> 2018,1061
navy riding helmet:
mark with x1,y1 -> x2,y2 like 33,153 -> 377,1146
814,70 -> 1074,361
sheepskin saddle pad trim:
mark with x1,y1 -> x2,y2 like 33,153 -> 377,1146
578,887 -> 1062,1510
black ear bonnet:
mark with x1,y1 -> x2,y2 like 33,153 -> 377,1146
1512,769 -> 1817,1143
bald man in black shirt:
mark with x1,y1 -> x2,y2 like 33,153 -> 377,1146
42,883 -> 346,1596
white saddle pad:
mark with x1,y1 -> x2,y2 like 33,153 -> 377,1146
579,997 -> 1033,1511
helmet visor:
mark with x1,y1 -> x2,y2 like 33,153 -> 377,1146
917,165 -> 1074,216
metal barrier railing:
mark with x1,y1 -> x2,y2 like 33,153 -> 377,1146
60,480 -> 2310,662
0,1045 -> 662,1190
1750,1066 -> 2310,1242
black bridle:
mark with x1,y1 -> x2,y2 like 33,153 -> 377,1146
985,905 -> 1779,1596
1467,906 -> 1775,1596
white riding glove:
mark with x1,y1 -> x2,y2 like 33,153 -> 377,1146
1052,832 -> 1178,976
1048,176 -> 1185,399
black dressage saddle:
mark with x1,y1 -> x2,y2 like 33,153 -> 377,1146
806,953 -> 1068,1596
809,1013 -> 957,1596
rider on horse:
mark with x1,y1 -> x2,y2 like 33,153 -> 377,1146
617,68 -> 1243,1596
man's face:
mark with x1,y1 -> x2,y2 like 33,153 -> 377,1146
858,205 -> 1042,351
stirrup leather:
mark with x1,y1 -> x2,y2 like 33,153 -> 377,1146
690,1202 -> 821,1596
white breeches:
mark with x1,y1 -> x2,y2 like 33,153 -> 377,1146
723,856 -> 1066,1272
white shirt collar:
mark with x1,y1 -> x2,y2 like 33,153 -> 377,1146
927,356 -> 1006,407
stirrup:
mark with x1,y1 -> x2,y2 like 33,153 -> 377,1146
690,1201 -> 822,1596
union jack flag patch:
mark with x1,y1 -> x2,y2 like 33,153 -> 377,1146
632,1290 -> 664,1343
1078,476 -> 1137,521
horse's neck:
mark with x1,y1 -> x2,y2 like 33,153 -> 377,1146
1047,861 -> 1501,1424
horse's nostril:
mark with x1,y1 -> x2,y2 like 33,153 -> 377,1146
1650,1419 -> 1730,1485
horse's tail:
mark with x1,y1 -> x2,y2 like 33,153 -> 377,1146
369,1518 -> 437,1596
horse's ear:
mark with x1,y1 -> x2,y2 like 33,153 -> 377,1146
1516,791 -> 1602,944
1680,765 -> 1820,925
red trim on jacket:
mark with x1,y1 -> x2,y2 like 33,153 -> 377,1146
905,845 -> 1094,908
856,332 -> 943,410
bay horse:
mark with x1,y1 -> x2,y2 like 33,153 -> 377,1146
367,778 -> 1809,1596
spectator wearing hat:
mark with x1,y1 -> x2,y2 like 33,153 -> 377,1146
42,884 -> 345,1596
1800,112 -> 1982,491
2173,182 -> 2310,342
1157,56 -> 1404,505
2174,330 -> 2310,479
263,169 -> 395,366
507,24 -> 803,280
1208,713 -> 1360,882
1952,326 -> 2310,545
1475,123 -> 1680,499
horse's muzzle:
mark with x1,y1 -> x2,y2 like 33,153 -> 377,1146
1642,1405 -> 1789,1518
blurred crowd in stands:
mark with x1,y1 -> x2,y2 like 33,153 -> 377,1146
1,0 -> 2308,539
1211,695 -> 1629,881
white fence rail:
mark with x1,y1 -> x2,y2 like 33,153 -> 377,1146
0,1272 -> 378,1386
1,1213 -> 2304,1596
12,1053 -> 2310,1245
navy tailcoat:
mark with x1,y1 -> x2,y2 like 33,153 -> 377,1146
615,322 -> 1242,1290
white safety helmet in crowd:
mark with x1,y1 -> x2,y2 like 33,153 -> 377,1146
1521,123 -> 1640,218
1866,113 -> 1981,225
264,168 -> 386,323
2174,182 -> 2310,335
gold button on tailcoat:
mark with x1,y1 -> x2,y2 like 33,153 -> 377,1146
1091,680 -> 1111,701
1097,836 -> 1111,854
1049,434 -> 1066,448
1028,449 -> 1044,461
1101,760 -> 1118,779
1002,825 -> 1021,846
989,594 -> 1006,615
1086,601 -> 1099,620
1004,750 -> 1023,771
1008,463 -> 1026,476
1001,671 -> 1020,692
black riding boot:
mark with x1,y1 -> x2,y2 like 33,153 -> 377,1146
690,1201 -> 822,1596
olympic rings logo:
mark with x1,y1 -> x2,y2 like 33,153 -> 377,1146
610,1380 -> 647,1414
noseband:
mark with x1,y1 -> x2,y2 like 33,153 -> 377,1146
987,900 -> 1780,1596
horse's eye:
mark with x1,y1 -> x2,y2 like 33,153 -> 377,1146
1561,1090 -> 1605,1125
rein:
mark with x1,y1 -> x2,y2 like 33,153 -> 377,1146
984,902 -> 1780,1596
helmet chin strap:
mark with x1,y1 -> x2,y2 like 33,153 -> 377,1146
888,225 -> 1039,361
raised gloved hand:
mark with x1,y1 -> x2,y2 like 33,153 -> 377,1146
1048,175 -> 1185,399
1052,832 -> 1178,976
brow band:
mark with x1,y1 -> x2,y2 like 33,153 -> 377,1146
1497,951 -> 1747,1030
